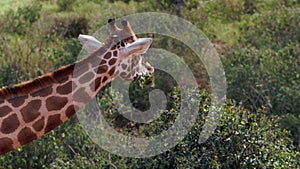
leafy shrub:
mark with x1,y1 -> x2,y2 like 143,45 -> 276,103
2,89 -> 298,168
57,0 -> 77,12
223,45 -> 300,144
2,3 -> 42,35
95,89 -> 299,168
199,0 -> 245,22
138,0 -> 199,16
241,7 -> 300,50
225,44 -> 300,113
49,38 -> 82,68
48,14 -> 89,38
66,16 -> 89,38
0,0 -> 299,168
0,62 -> 29,87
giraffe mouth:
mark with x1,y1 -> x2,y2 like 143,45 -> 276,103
133,73 -> 152,82
133,74 -> 142,81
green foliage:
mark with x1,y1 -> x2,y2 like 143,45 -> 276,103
1,90 -> 298,168
141,99 -> 299,168
199,0 -> 245,22
0,0 -> 300,168
0,62 -> 29,87
223,45 -> 300,144
49,38 -> 82,68
241,7 -> 300,50
47,14 -> 89,38
2,3 -> 42,35
281,113 -> 300,148
138,0 -> 199,15
224,45 -> 300,114
57,0 -> 77,12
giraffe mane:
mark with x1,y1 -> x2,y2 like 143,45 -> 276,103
0,64 -> 73,100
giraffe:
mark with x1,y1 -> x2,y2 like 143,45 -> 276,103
0,19 -> 154,155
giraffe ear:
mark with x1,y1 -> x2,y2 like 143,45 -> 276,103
121,38 -> 152,57
78,34 -> 103,53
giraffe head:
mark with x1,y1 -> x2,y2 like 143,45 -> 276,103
79,19 -> 154,81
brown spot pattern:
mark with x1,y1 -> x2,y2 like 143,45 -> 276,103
20,100 -> 41,123
1,114 -> 20,134
58,77 -> 69,84
100,59 -> 106,65
96,65 -> 108,74
31,87 -> 53,97
56,81 -> 76,95
74,64 -> 89,78
33,117 -> 45,132
111,45 -> 116,50
0,137 -> 14,154
52,64 -> 75,80
104,52 -> 112,59
7,95 -> 28,107
127,65 -> 131,72
90,77 -> 101,91
46,96 -> 68,111
113,51 -> 118,56
90,77 -> 102,92
17,127 -> 37,145
90,58 -> 101,68
65,105 -> 76,118
102,76 -> 108,83
122,64 -> 127,70
133,58 -> 138,65
73,88 -> 91,103
120,41 -> 125,47
0,106 -> 12,117
108,67 -> 116,76
79,72 -> 95,84
109,58 -> 117,65
45,114 -> 62,133
114,70 -> 120,76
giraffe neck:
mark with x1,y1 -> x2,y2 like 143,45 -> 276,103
0,46 -> 119,155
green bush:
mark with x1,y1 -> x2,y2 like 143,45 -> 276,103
0,0 -> 299,168
57,0 -> 77,12
1,90 -> 298,168
0,62 -> 29,87
47,14 -> 89,38
223,45 -> 300,144
241,7 -> 300,50
223,45 -> 300,114
96,89 -> 299,168
2,3 -> 42,35
49,38 -> 82,68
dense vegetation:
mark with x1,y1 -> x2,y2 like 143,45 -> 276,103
0,0 -> 299,168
